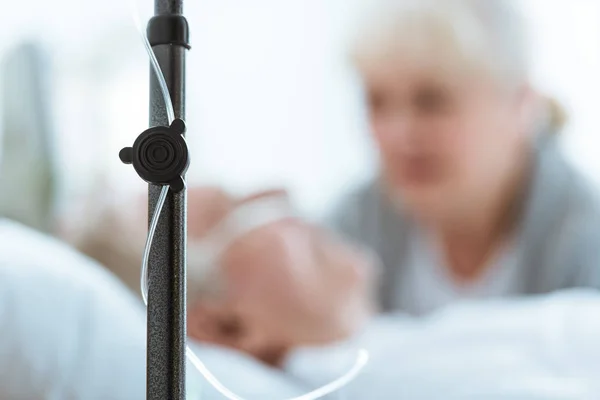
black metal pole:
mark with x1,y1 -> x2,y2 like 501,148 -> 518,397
155,0 -> 183,15
147,1 -> 189,399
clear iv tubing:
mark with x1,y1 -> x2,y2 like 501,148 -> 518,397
132,3 -> 368,399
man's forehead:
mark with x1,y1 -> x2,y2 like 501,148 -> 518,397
189,193 -> 298,267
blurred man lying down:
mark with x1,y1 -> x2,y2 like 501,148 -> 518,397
2,217 -> 600,399
0,218 -> 307,400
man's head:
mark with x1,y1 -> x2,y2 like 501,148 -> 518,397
185,190 -> 376,364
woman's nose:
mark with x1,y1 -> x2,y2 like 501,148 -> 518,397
377,112 -> 424,152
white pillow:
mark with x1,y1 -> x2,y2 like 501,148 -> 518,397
0,219 -> 146,399
186,343 -> 310,399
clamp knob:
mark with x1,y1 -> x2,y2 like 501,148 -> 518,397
119,119 -> 189,192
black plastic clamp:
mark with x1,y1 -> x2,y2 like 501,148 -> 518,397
119,119 -> 189,192
147,15 -> 191,49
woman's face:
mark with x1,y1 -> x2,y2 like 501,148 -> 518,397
362,58 -> 532,218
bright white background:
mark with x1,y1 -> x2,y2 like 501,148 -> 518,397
1,0 -> 599,218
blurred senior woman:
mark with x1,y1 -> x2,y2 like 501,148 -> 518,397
330,0 -> 600,315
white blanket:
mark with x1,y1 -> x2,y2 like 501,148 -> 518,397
287,291 -> 600,399
2,218 -> 600,400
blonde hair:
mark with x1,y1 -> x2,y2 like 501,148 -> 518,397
350,0 -> 567,133
542,96 -> 568,135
